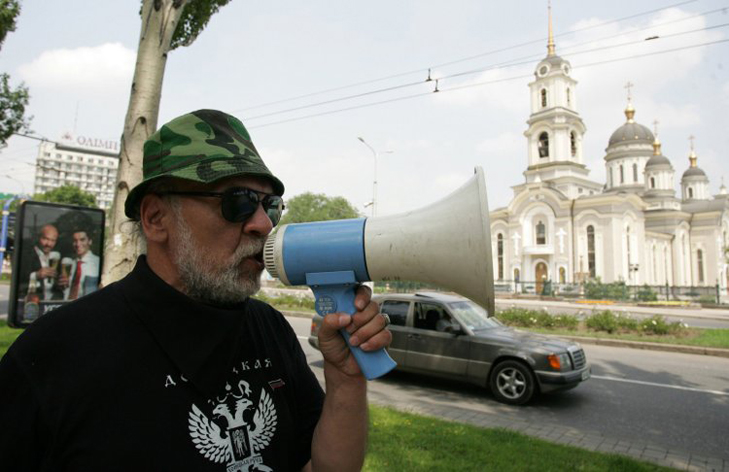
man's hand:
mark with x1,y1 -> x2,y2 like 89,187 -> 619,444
36,268 -> 56,279
57,274 -> 69,288
316,286 -> 392,377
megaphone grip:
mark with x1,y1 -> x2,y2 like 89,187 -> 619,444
307,272 -> 396,380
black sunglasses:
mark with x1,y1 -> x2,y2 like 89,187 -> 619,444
158,187 -> 285,226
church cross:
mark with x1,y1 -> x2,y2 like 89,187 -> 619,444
624,81 -> 634,102
653,119 -> 659,136
688,134 -> 695,151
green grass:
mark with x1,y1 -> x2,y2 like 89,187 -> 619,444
522,326 -> 729,349
0,319 -> 22,358
365,406 -> 673,471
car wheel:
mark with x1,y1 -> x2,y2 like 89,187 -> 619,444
489,360 -> 537,405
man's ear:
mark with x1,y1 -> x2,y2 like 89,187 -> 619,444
139,194 -> 173,243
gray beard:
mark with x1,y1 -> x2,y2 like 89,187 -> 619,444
172,210 -> 265,306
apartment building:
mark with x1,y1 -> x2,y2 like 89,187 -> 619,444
33,134 -> 119,210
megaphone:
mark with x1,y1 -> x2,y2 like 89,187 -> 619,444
263,166 -> 494,380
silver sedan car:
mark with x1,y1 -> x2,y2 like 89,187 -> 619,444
309,292 -> 590,405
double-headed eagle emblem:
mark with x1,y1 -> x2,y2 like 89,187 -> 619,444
189,380 -> 277,470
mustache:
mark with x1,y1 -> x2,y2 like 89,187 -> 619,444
231,235 -> 266,263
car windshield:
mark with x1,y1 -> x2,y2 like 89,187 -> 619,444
447,301 -> 503,331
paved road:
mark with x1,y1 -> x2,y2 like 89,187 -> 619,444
287,316 -> 729,471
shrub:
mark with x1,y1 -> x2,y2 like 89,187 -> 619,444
635,284 -> 658,302
639,315 -> 684,335
496,308 -> 578,330
584,279 -> 628,301
585,310 -> 619,333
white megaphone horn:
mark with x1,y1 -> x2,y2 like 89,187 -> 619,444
264,166 -> 494,379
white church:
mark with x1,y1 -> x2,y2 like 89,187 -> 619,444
489,19 -> 729,298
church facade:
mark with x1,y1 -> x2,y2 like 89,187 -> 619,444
489,33 -> 729,298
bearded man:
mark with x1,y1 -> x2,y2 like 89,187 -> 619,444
0,110 -> 390,471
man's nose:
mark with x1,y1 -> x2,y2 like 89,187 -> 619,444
242,203 -> 273,237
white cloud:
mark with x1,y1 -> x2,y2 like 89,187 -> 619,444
17,42 -> 135,92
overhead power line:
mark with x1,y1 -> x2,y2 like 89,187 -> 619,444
234,0 -> 705,114
245,22 -> 729,124
249,37 -> 729,129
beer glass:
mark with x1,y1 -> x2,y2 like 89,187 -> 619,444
47,252 -> 60,283
61,257 -> 74,280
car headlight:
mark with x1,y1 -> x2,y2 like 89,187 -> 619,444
547,352 -> 572,371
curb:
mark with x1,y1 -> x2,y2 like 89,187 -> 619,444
280,310 -> 729,359
556,335 -> 729,359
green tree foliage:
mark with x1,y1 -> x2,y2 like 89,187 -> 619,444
34,185 -> 98,208
279,192 -> 360,225
0,0 -> 31,146
0,0 -> 20,47
170,0 -> 233,49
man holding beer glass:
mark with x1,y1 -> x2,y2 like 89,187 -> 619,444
0,110 -> 391,471
20,223 -> 63,301
57,229 -> 100,300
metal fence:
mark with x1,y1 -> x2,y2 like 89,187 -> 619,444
494,279 -> 725,304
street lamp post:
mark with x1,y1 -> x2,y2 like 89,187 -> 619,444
357,137 -> 392,217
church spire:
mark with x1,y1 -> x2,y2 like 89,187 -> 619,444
547,0 -> 556,56
652,119 -> 662,155
688,135 -> 698,167
624,81 -> 635,123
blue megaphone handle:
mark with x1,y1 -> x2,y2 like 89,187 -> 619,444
307,271 -> 396,380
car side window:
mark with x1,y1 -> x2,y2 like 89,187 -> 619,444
413,303 -> 451,332
380,301 -> 409,326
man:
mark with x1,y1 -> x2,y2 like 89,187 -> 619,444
18,223 -> 63,301
0,110 -> 390,471
57,229 -> 101,300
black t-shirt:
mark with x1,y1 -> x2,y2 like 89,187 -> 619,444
0,256 -> 324,471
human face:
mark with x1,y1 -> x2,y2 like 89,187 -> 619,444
73,232 -> 92,258
167,176 -> 275,305
38,225 -> 58,255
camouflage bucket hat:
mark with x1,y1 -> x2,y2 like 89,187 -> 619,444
124,109 -> 284,220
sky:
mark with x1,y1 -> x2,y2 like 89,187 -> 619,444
1,0 -> 728,217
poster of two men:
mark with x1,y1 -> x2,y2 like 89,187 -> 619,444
8,201 -> 105,328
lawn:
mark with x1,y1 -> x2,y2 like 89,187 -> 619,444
0,319 -> 21,358
365,406 -> 673,471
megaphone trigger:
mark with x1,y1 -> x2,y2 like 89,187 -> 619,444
306,271 -> 397,381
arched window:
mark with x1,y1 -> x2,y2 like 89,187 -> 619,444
633,163 -> 638,182
536,221 -> 546,245
538,132 -> 549,158
570,132 -> 577,157
587,225 -> 596,278
541,88 -> 547,107
620,165 -> 624,184
688,187 -> 694,199
497,234 -> 504,280
513,268 -> 520,282
650,177 -> 656,188
697,249 -> 704,283
566,88 -> 571,107
559,267 -> 566,284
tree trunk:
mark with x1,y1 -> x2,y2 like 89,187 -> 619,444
102,0 -> 189,285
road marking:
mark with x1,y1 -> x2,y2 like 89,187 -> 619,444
592,375 -> 729,396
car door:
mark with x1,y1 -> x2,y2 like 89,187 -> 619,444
378,299 -> 410,366
405,301 -> 469,376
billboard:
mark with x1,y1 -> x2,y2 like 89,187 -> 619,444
8,201 -> 105,328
